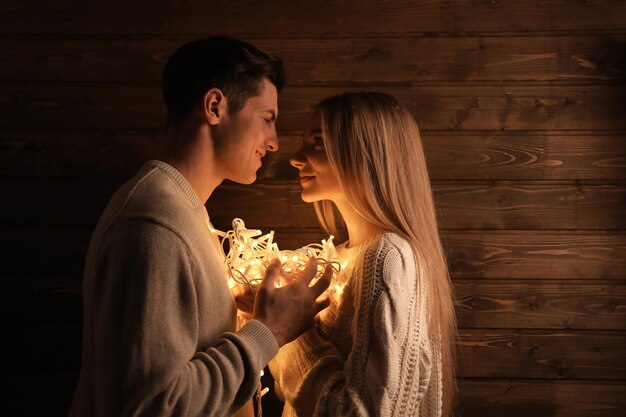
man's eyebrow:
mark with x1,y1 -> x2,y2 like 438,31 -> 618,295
262,109 -> 277,120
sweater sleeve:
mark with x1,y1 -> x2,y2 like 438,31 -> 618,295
275,239 -> 431,417
91,219 -> 278,417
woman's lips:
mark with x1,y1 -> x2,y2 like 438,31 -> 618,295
299,175 -> 315,184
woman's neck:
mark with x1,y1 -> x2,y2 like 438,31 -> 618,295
334,198 -> 385,248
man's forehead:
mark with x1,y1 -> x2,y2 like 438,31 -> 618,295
251,79 -> 278,110
251,83 -> 278,117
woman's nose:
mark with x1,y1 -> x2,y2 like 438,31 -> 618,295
290,147 -> 306,168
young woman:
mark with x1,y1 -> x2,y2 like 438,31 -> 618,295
269,92 -> 457,417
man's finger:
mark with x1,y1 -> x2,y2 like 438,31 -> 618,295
310,264 -> 333,296
260,258 -> 281,292
298,257 -> 319,287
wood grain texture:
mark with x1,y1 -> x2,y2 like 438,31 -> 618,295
207,181 -> 626,231
6,318 -> 626,381
2,227 -> 624,279
2,35 -> 625,83
3,179 -> 625,230
1,84 -> 625,131
2,1 -> 624,415
1,1 -> 625,34
420,132 -> 626,181
432,181 -> 626,230
3,131 -> 626,180
454,280 -> 626,330
457,379 -> 626,417
260,132 -> 626,182
0,131 -> 163,179
4,271 -> 625,330
457,329 -> 626,380
445,230 -> 626,279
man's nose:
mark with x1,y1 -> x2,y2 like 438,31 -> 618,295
265,130 -> 279,152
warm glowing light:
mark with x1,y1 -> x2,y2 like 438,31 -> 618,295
213,218 -> 342,293
209,218 -> 351,405
334,283 -> 344,296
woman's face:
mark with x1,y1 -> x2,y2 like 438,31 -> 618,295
290,111 -> 343,203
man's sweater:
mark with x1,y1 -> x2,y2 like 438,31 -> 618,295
270,232 -> 442,417
70,160 -> 279,417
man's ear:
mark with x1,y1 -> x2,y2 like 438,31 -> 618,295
203,88 -> 227,125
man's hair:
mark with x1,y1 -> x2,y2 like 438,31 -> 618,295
161,36 -> 286,124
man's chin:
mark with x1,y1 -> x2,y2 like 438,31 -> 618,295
230,172 -> 257,185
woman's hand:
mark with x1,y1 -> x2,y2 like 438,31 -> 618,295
231,283 -> 255,320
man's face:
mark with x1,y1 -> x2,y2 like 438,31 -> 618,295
213,78 -> 279,184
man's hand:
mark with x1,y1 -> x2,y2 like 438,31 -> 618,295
253,257 -> 332,347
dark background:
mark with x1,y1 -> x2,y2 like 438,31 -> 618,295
1,1 -> 625,416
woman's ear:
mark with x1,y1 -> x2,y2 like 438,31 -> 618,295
203,88 -> 227,125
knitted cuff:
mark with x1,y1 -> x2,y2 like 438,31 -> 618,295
237,319 -> 280,369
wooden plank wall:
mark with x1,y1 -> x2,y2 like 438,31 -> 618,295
2,1 -> 625,416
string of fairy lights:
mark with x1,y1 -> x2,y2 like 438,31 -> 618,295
213,218 -> 344,293
209,218 -> 351,411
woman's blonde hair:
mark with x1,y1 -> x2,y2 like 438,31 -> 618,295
313,92 -> 457,416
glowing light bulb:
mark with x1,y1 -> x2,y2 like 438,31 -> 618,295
212,218 -> 342,292
334,283 -> 344,296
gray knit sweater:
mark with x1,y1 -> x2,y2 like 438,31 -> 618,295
270,232 -> 442,417
70,160 -> 279,417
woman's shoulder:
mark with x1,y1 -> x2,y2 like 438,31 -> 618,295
360,232 -> 418,286
380,232 -> 413,257
362,231 -> 414,264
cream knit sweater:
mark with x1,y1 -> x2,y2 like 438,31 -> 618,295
269,232 -> 442,417
70,160 -> 278,417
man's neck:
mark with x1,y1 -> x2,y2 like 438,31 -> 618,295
158,124 -> 223,203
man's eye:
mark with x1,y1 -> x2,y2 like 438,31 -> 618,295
264,118 -> 272,125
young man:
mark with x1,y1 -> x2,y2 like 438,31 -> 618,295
69,36 -> 331,417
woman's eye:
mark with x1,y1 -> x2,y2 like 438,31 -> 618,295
313,136 -> 324,147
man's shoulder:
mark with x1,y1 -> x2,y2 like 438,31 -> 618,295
102,163 -> 203,234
